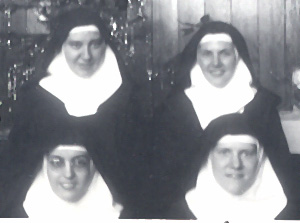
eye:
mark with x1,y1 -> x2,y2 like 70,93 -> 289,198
199,50 -> 212,57
220,49 -> 234,56
216,148 -> 231,156
48,156 -> 64,168
73,156 -> 90,168
90,39 -> 104,49
68,41 -> 82,49
240,149 -> 257,158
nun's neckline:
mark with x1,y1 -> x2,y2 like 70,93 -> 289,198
39,46 -> 122,117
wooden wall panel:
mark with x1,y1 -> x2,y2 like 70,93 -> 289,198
286,0 -> 300,108
205,0 -> 231,22
177,0 -> 205,52
153,0 -> 179,65
286,0 -> 300,68
231,0 -> 259,78
258,0 -> 286,107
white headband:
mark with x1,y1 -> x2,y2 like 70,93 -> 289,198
200,33 -> 232,44
69,25 -> 99,34
54,145 -> 87,152
218,134 -> 259,146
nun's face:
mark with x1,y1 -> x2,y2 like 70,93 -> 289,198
210,135 -> 260,195
62,28 -> 106,78
46,145 -> 95,202
197,40 -> 238,88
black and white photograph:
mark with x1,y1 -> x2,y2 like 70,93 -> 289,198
0,0 -> 300,221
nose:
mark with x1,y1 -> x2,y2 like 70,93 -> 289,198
231,154 -> 243,169
213,53 -> 221,66
81,45 -> 92,61
64,162 -> 75,179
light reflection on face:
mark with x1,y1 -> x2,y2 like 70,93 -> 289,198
197,40 -> 239,88
210,135 -> 261,195
62,27 -> 106,78
46,145 -> 95,202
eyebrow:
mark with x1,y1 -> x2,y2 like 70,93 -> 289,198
71,155 -> 90,160
48,154 -> 89,159
91,38 -> 105,44
215,143 -> 258,150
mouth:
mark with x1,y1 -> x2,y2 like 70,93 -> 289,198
225,173 -> 244,179
60,182 -> 77,190
209,70 -> 224,77
78,63 -> 93,69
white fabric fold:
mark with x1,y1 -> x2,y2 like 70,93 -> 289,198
185,158 -> 287,222
185,60 -> 256,129
40,46 -> 122,117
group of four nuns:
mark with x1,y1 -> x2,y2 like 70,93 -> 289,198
0,7 -> 299,220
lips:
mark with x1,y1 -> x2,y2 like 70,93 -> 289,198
225,173 -> 244,179
209,70 -> 224,77
60,182 -> 76,190
78,63 -> 93,69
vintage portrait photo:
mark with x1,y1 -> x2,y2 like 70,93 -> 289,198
0,0 -> 299,221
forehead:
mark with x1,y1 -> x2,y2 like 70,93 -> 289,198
66,30 -> 101,42
49,145 -> 88,158
214,142 -> 257,152
198,41 -> 235,51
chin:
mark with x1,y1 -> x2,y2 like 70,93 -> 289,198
60,194 -> 82,203
228,185 -> 251,196
57,189 -> 83,203
222,182 -> 246,196
75,72 -> 94,78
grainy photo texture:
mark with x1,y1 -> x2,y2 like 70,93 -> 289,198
0,0 -> 300,221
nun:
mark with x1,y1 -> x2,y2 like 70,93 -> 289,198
152,20 -> 300,219
185,113 -> 287,221
0,7 -> 132,217
1,122 -> 123,218
6,7 -> 130,135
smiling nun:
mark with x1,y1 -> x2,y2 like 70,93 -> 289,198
2,122 -> 122,218
185,113 -> 287,221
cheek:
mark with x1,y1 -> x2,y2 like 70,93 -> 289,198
63,47 -> 80,64
91,47 -> 106,61
212,154 -> 230,167
47,169 -> 62,185
243,160 -> 259,178
197,56 -> 210,69
211,156 -> 228,174
223,57 -> 237,71
75,169 -> 91,185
